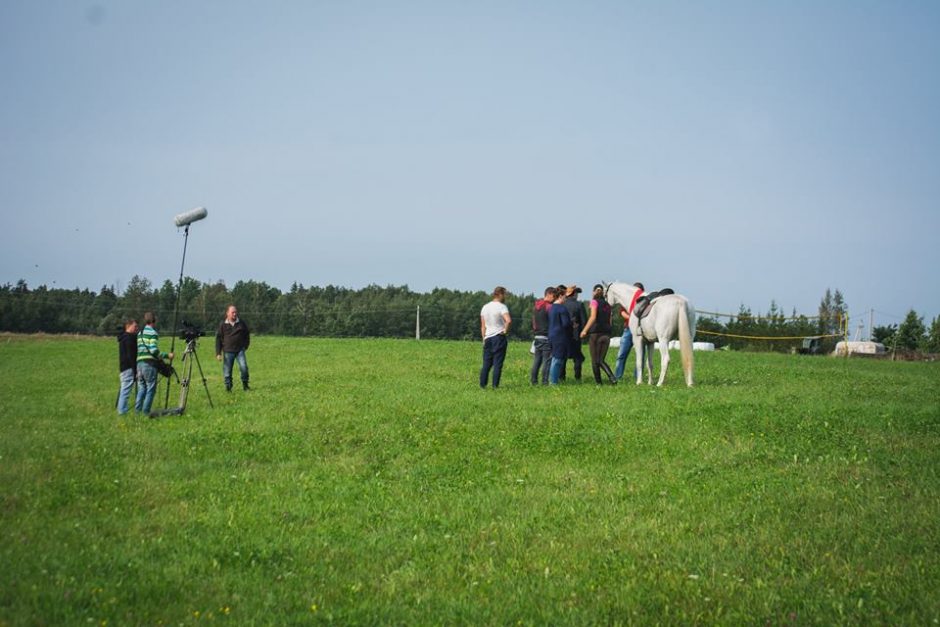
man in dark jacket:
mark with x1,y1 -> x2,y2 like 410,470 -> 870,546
116,318 -> 138,414
215,305 -> 251,391
562,285 -> 586,380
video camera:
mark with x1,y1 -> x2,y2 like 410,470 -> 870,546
178,321 -> 205,342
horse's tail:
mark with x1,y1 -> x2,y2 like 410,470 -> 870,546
678,299 -> 694,387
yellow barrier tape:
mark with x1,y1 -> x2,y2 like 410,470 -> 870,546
695,309 -> 826,321
695,329 -> 845,341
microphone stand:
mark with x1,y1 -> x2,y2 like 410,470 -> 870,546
162,224 -> 190,410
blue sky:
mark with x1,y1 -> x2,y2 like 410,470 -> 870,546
2,1 -> 938,330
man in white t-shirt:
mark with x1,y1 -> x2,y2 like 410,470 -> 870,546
479,286 -> 512,389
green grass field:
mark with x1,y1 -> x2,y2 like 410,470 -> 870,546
1,334 -> 938,625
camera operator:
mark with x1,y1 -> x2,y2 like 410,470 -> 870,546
136,312 -> 173,414
215,305 -> 250,392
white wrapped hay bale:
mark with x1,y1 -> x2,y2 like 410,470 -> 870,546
653,340 -> 715,351
833,341 -> 886,356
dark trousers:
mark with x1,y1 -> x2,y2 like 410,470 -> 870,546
530,337 -> 552,385
560,338 -> 585,380
480,334 -> 508,388
587,333 -> 616,384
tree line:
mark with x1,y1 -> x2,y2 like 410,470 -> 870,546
1,278 -> 938,353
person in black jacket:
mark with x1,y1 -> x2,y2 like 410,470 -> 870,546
215,305 -> 251,391
562,285 -> 586,381
116,318 -> 138,414
580,284 -> 617,384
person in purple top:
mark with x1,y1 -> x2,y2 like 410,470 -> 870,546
548,287 -> 573,385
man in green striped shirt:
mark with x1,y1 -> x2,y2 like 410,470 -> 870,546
135,311 -> 173,414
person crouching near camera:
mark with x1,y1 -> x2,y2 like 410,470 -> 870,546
216,304 -> 251,392
136,312 -> 172,414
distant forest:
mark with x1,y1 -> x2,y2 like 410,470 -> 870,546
1,277 -> 905,353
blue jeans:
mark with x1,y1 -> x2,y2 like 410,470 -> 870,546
135,361 -> 158,414
549,356 -> 565,385
222,350 -> 249,389
117,368 -> 135,414
614,327 -> 635,381
530,337 -> 552,385
480,334 -> 508,388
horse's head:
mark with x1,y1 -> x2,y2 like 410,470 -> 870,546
605,281 -> 638,307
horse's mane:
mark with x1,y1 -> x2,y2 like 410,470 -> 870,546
605,281 -> 639,308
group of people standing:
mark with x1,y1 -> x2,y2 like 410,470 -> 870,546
116,305 -> 252,414
479,282 -> 645,389
535,283 -> 622,386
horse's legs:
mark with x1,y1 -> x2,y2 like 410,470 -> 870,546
656,341 -> 670,386
645,341 -> 654,384
634,340 -> 644,384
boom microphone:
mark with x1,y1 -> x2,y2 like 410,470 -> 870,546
174,206 -> 208,227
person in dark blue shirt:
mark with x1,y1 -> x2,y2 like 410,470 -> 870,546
548,288 -> 573,385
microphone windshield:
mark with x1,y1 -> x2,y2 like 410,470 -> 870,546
174,206 -> 208,227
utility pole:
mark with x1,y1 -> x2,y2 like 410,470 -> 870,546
869,308 -> 874,342
415,305 -> 421,340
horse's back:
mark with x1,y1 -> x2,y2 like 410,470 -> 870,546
644,294 -> 694,340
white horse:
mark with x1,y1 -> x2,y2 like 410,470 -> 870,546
605,282 -> 697,387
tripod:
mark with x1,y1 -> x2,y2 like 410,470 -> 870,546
162,224 -> 191,411
157,206 -> 209,414
151,334 -> 213,417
